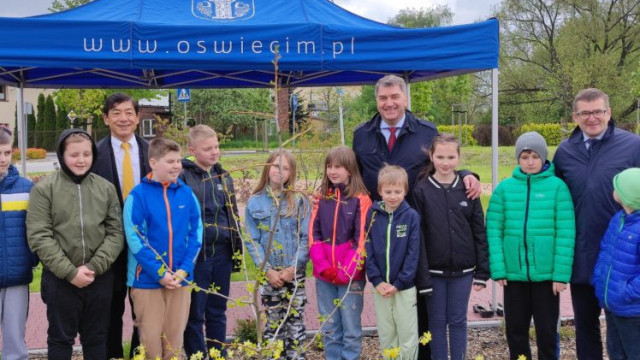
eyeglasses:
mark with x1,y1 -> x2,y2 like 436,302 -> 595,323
575,109 -> 607,120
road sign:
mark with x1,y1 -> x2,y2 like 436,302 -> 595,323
177,88 -> 191,103
67,110 -> 77,121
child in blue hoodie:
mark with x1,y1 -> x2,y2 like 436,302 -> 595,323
124,138 -> 203,360
365,165 -> 421,359
592,167 -> 640,360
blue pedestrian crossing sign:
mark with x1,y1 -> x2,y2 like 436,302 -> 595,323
177,88 -> 191,103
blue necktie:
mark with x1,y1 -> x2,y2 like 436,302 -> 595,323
586,138 -> 598,156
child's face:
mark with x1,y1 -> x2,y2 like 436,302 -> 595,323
379,183 -> 406,212
0,143 -> 11,174
63,140 -> 93,176
518,151 -> 543,174
150,151 -> 183,183
430,142 -> 459,178
268,155 -> 291,189
188,136 -> 219,170
326,162 -> 350,186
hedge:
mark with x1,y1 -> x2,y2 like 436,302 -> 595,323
12,148 -> 47,161
437,125 -> 478,146
515,123 -> 565,146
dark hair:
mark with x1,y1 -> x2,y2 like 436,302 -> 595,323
418,133 -> 460,180
102,93 -> 139,115
148,137 -> 181,161
573,88 -> 609,111
0,126 -> 13,145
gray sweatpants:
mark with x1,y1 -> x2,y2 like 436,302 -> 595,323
0,284 -> 29,360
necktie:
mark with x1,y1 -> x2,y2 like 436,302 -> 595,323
586,138 -> 598,156
121,142 -> 134,199
388,127 -> 397,151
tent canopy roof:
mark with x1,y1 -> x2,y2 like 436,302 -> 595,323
0,0 -> 499,88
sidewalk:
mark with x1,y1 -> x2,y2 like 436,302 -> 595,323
3,279 -> 575,350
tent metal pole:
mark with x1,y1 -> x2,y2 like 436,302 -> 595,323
405,75 -> 412,110
16,84 -> 27,175
491,68 -> 499,311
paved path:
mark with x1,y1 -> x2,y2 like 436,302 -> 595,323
2,279 -> 576,350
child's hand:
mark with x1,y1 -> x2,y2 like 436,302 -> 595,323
472,284 -> 485,292
279,267 -> 295,283
70,265 -> 95,288
552,282 -> 567,295
159,273 -> 180,289
376,282 -> 390,296
266,269 -> 284,288
173,269 -> 188,283
497,279 -> 507,287
384,285 -> 398,298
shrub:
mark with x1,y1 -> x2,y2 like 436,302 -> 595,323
515,123 -> 565,146
12,147 -> 47,161
234,318 -> 258,343
436,125 -> 478,146
472,124 -> 515,146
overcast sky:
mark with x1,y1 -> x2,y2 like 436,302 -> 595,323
0,0 -> 500,24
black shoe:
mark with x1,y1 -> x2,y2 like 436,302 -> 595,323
473,304 -> 495,318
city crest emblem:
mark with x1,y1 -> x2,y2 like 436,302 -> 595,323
192,0 -> 255,21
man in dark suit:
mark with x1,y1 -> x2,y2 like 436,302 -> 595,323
93,93 -> 151,359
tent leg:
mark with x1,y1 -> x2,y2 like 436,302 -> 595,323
16,84 -> 27,175
405,74 -> 411,110
491,68 -> 499,311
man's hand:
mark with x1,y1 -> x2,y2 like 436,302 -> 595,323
463,174 -> 482,200
266,269 -> 284,288
159,273 -> 181,289
279,267 -> 295,283
552,282 -> 567,295
70,265 -> 95,288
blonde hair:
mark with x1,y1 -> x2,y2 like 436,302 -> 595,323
148,137 -> 181,161
253,150 -> 302,217
320,146 -> 368,198
378,164 -> 408,193
63,132 -> 92,147
188,124 -> 217,147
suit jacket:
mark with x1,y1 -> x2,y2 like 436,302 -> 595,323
93,134 -> 151,289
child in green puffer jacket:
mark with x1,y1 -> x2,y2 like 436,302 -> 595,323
487,131 -> 576,360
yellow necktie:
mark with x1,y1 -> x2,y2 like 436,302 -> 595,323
121,142 -> 134,199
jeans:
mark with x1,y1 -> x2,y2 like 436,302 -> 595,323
41,269 -> 113,360
605,311 -> 640,360
315,278 -> 364,360
183,244 -> 233,357
427,274 -> 473,360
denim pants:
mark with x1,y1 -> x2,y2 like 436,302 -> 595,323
41,269 -> 113,360
183,244 -> 233,357
315,278 -> 364,360
427,274 -> 473,360
605,311 -> 640,360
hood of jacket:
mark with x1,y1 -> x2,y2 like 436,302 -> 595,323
56,129 -> 98,184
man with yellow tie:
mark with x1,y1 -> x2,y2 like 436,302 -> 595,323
93,93 -> 151,360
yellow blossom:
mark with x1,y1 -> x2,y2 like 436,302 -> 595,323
518,356 -> 527,360
475,356 -> 485,360
382,347 -> 401,359
419,331 -> 432,345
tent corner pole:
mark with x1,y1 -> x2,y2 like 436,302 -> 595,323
16,84 -> 27,176
404,74 -> 411,110
491,67 -> 499,311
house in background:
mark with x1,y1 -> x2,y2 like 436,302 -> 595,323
0,86 -> 54,136
138,94 -> 171,139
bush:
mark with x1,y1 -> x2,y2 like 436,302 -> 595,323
436,125 -> 478,146
234,318 -> 258,343
472,124 -> 515,146
12,147 -> 47,161
515,123 -> 565,146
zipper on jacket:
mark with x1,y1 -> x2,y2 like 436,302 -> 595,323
331,189 -> 341,266
163,183 -> 174,270
523,175 -> 532,281
604,214 -> 626,309
77,184 -> 86,264
386,211 -> 393,283
202,171 -> 208,260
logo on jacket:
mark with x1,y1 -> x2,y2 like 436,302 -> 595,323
396,224 -> 407,238
217,183 -> 224,191
193,0 -> 254,21
459,201 -> 468,207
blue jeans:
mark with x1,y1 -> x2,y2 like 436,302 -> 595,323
183,244 -> 233,357
315,279 -> 364,360
605,311 -> 640,360
427,274 -> 473,360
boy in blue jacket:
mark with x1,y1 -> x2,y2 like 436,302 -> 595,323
365,165 -> 421,359
592,167 -> 640,360
124,138 -> 203,360
0,127 -> 35,360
